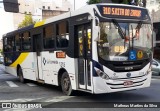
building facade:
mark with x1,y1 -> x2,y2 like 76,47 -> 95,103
13,0 -> 72,29
146,0 -> 160,22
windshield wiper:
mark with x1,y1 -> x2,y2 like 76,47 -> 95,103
112,19 -> 125,39
131,21 -> 142,50
136,21 -> 142,30
131,25 -> 134,50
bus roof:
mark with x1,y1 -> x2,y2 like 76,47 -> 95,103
3,3 -> 149,38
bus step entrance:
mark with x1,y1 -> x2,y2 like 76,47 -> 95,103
37,79 -> 45,84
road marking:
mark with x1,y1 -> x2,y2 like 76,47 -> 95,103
43,96 -> 74,102
0,74 -> 10,76
6,81 -> 19,87
26,83 -> 37,87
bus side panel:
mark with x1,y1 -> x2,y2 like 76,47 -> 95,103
5,66 -> 17,76
20,52 -> 37,81
54,52 -> 77,90
40,51 -> 77,90
41,51 -> 57,85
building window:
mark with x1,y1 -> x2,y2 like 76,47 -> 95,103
48,6 -> 50,10
56,21 -> 69,48
43,6 -> 45,9
43,25 -> 55,49
150,0 -> 154,5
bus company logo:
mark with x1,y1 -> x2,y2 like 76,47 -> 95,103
43,58 -> 47,65
126,72 -> 131,78
42,58 -> 58,66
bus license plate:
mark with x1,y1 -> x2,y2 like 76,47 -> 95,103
124,81 -> 133,86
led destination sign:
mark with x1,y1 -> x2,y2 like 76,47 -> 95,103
97,5 -> 150,20
103,7 -> 141,17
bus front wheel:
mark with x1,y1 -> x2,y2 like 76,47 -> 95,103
61,72 -> 73,96
18,68 -> 26,83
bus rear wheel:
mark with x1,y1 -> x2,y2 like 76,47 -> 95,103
61,72 -> 73,96
18,68 -> 26,83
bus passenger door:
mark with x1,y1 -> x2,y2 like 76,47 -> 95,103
33,34 -> 43,80
77,24 -> 92,90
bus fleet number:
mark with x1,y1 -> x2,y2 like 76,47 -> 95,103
59,62 -> 65,68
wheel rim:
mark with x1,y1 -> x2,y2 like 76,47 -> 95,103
63,76 -> 70,92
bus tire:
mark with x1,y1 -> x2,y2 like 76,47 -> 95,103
18,68 -> 26,83
61,72 -> 73,96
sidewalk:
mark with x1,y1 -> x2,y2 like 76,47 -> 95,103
0,64 -> 5,71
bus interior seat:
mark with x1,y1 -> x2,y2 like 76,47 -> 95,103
60,38 -> 68,47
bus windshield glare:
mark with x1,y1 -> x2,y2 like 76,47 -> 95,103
98,21 -> 152,61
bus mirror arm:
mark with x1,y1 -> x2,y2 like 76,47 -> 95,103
94,16 -> 101,42
94,26 -> 101,42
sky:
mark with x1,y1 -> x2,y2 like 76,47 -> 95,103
0,2 -> 14,40
67,0 -> 88,10
0,0 -> 88,39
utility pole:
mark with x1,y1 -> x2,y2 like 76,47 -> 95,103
74,0 -> 75,10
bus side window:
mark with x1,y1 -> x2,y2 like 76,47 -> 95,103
56,21 -> 69,48
22,32 -> 31,51
15,34 -> 21,51
5,37 -> 14,52
43,24 -> 55,49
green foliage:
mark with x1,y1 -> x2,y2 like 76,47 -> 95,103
0,49 -> 3,55
112,0 -> 130,4
18,14 -> 35,29
122,0 -> 129,4
87,0 -> 139,5
87,0 -> 101,4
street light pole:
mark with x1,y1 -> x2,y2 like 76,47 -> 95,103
0,1 -> 3,8
74,0 -> 75,10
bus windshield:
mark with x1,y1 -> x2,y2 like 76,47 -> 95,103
98,21 -> 152,61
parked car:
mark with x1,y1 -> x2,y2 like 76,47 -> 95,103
0,56 -> 4,64
152,59 -> 160,76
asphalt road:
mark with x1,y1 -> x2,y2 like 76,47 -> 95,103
0,64 -> 160,111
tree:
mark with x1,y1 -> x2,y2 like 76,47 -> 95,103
0,49 -> 3,55
18,14 -> 35,29
87,0 -> 101,4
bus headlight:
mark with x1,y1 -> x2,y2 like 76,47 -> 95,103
94,67 -> 110,80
